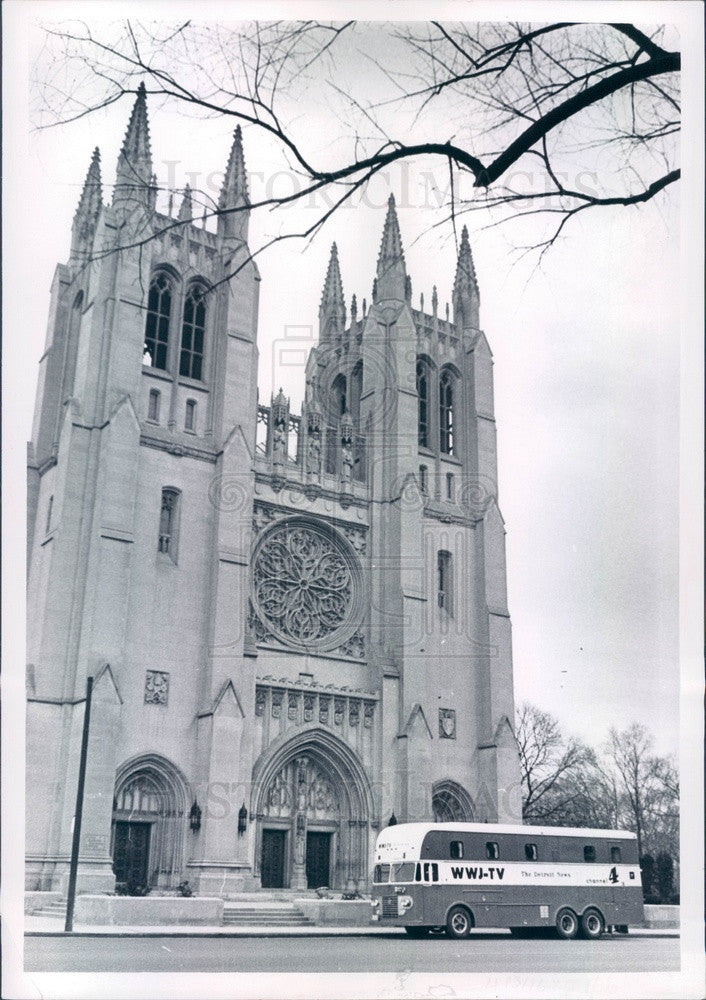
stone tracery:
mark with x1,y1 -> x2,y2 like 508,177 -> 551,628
252,520 -> 361,649
262,756 -> 341,821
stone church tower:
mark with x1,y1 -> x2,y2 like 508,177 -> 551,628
26,87 -> 521,896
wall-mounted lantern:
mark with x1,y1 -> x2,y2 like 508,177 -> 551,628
238,803 -> 248,837
189,799 -> 202,832
388,812 -> 397,827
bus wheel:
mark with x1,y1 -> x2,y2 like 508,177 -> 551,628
404,926 -> 430,937
446,906 -> 473,939
580,908 -> 605,940
555,908 -> 579,940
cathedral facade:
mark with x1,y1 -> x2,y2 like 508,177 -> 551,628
26,86 -> 521,897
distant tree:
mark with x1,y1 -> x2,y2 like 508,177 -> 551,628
515,707 -> 680,894
656,851 -> 676,904
604,723 -> 679,861
640,854 -> 658,903
515,702 -> 594,823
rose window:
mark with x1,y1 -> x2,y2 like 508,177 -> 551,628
252,519 -> 361,650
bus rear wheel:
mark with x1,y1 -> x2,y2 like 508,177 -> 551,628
580,908 -> 605,940
555,907 -> 579,939
446,905 -> 473,939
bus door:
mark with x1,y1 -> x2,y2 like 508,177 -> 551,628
414,861 -> 439,921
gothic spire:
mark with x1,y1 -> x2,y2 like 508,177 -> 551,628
218,125 -> 250,241
177,183 -> 193,222
452,225 -> 480,329
74,147 -> 102,225
319,242 -> 346,339
113,82 -> 153,211
375,194 -> 407,301
71,147 -> 103,260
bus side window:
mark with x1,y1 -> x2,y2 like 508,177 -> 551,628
485,842 -> 499,860
524,843 -> 538,861
423,862 -> 430,881
611,846 -> 622,863
431,863 -> 439,882
450,840 -> 464,859
415,863 -> 422,882
584,845 -> 596,863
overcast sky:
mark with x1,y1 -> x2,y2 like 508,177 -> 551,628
7,9 -> 694,760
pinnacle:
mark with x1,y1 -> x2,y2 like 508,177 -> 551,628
177,183 -> 193,222
113,82 -> 153,208
273,387 -> 288,409
376,193 -> 405,276
74,146 -> 103,221
453,223 -> 478,299
375,192 -> 407,300
120,82 -> 152,162
219,125 -> 249,210
320,242 -> 345,314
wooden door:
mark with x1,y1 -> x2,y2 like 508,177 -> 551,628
261,829 -> 287,888
113,821 -> 151,890
306,831 -> 331,889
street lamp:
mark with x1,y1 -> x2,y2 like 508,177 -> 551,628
238,803 -> 248,837
189,799 -> 202,832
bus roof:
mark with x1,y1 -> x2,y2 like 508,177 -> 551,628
374,822 -> 637,854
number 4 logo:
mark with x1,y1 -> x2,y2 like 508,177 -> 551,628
609,866 -> 619,884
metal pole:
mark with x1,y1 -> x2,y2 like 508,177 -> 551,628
64,675 -> 93,933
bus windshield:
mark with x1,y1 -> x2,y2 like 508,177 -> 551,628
373,862 -> 415,883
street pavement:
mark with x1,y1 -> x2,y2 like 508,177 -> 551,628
24,930 -> 679,974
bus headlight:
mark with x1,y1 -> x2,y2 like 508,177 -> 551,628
398,896 -> 413,911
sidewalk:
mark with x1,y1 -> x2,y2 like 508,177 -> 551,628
24,914 -> 680,938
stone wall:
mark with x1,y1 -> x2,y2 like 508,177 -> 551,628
74,895 -> 224,925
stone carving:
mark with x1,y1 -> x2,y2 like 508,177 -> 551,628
364,703 -> 374,729
343,526 -> 367,555
439,708 -> 456,739
252,521 -> 357,648
263,758 -> 339,822
341,444 -> 353,484
288,692 -> 299,722
267,770 -> 291,817
294,813 -> 306,864
309,773 -> 339,817
304,694 -> 315,723
319,696 -> 330,725
272,690 -> 284,719
306,409 -> 322,477
338,631 -> 365,659
252,504 -> 277,535
144,670 -> 169,705
248,599 -> 277,644
296,758 -> 309,811
349,701 -> 360,727
334,698 -> 344,726
255,688 -> 266,717
272,421 -> 286,461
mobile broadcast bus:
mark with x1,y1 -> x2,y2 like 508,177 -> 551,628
371,822 -> 644,939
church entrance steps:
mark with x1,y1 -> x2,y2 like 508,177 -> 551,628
29,900 -> 67,918
222,902 -> 312,927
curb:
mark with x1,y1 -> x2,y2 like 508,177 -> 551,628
25,926 -> 680,939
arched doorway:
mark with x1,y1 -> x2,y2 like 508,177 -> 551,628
252,728 -> 373,891
111,754 -> 189,891
432,779 -> 475,823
